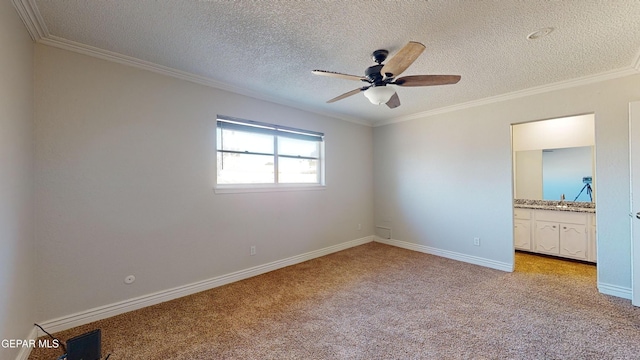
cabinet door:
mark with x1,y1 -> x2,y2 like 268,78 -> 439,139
514,219 -> 532,250
560,223 -> 588,260
588,214 -> 597,262
589,224 -> 597,262
535,221 -> 559,254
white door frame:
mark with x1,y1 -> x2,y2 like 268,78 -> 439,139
630,101 -> 640,306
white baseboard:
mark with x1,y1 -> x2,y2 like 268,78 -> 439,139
38,236 -> 374,333
14,327 -> 38,360
598,282 -> 632,299
375,237 -> 514,272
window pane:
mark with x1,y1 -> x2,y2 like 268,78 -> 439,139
218,128 -> 274,154
278,136 -> 319,158
217,152 -> 274,184
278,157 -> 319,183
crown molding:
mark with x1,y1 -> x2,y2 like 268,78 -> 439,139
14,0 -> 640,129
11,0 -> 48,41
374,66 -> 640,127
38,35 -> 371,127
12,0 -> 371,127
633,48 -> 640,71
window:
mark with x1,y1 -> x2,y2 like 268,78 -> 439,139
216,116 -> 324,189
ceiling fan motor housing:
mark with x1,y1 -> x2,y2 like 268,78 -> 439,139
365,64 -> 385,85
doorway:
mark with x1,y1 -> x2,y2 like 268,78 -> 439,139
511,114 -> 597,276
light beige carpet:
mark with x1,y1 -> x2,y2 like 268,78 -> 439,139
29,242 -> 640,359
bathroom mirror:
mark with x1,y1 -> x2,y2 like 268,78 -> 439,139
514,146 -> 594,202
512,113 -> 595,203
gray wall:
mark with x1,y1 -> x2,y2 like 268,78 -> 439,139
34,45 -> 374,321
0,1 -> 35,358
374,73 -> 640,291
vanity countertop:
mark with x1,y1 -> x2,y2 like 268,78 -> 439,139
514,199 -> 595,213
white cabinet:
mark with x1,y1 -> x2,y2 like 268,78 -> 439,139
535,221 -> 560,254
588,214 -> 597,262
514,208 -> 595,262
515,220 -> 532,250
560,224 -> 589,260
559,223 -> 588,260
514,209 -> 532,250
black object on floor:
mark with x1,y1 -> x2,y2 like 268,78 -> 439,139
66,329 -> 101,360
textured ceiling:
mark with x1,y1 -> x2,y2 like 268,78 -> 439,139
26,0 -> 640,125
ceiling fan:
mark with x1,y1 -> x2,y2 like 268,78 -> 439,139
312,41 -> 461,109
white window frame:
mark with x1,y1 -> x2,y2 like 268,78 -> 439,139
214,115 -> 325,194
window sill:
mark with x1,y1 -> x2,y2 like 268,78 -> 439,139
213,184 -> 326,194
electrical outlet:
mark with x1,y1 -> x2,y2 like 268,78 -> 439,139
473,237 -> 480,246
357,223 -> 362,231
250,246 -> 256,256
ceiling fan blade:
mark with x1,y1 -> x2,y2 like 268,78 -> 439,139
312,70 -> 367,82
386,92 -> 401,109
327,87 -> 368,103
394,75 -> 461,87
380,41 -> 426,78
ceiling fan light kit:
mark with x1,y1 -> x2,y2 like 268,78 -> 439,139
364,86 -> 396,105
312,41 -> 461,109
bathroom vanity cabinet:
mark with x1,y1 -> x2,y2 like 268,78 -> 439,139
514,204 -> 596,263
